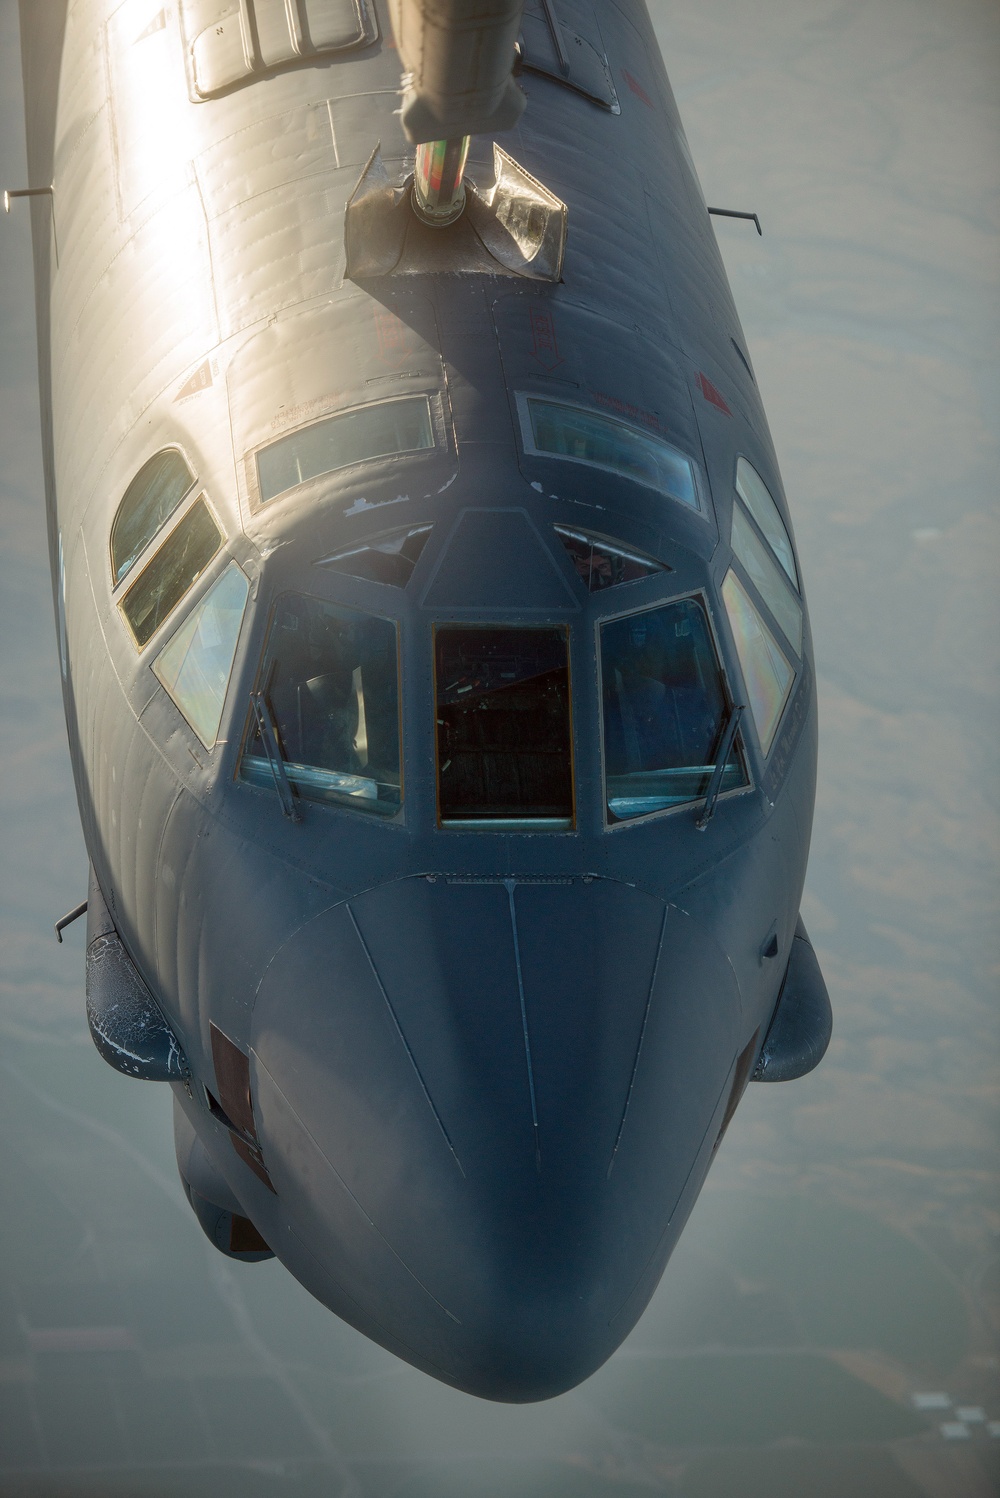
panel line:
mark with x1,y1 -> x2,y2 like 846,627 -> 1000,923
607,903 -> 668,1178
505,879 -> 541,1172
347,904 -> 465,1178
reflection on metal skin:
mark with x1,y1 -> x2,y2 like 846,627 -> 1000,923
345,145 -> 565,281
84,868 -> 189,1082
466,145 -> 567,280
413,137 -> 470,225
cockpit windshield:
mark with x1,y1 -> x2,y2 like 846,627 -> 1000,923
600,598 -> 747,821
240,594 -> 401,816
435,627 -> 574,828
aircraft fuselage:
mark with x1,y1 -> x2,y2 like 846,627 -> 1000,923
18,0 -> 825,1400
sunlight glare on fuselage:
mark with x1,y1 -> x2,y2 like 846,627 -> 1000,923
107,0 -> 196,218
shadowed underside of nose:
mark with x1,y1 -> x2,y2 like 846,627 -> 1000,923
250,876 -> 742,1400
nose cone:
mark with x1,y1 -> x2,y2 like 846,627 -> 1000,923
250,877 -> 741,1400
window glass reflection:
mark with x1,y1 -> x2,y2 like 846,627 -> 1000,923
153,562 -> 250,747
436,627 -> 573,826
111,449 -> 196,583
721,569 -> 794,753
554,526 -> 669,593
119,497 -> 223,648
519,396 -> 700,510
731,504 -> 802,653
241,594 -> 401,816
601,598 -> 747,821
317,525 -> 432,587
735,458 -> 798,588
256,397 -> 434,503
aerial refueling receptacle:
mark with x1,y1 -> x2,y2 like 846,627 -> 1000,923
18,0 -> 830,1401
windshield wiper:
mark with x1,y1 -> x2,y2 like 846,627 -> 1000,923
250,691 -> 299,822
696,703 -> 745,830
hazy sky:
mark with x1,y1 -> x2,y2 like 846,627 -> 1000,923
0,2 -> 998,1495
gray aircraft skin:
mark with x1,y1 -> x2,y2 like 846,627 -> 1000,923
16,0 -> 831,1402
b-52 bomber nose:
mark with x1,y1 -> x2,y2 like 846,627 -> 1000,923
249,876 -> 743,1400
23,0 -> 827,1400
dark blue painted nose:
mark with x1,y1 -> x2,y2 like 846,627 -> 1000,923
250,876 -> 741,1400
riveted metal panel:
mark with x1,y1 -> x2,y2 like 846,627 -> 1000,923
195,100 -> 339,215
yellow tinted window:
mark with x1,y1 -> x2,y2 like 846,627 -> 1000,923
120,498 -> 223,648
111,449 -> 196,583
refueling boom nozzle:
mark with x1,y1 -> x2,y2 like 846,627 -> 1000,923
388,0 -> 527,144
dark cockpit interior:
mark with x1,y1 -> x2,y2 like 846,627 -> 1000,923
435,627 -> 574,828
241,594 -> 403,816
600,598 -> 746,821
236,583 -> 748,830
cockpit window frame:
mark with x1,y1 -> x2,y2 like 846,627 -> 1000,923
236,589 -> 406,823
116,492 -> 226,652
733,456 -> 799,591
109,446 -> 199,588
244,392 -> 445,513
515,392 -> 707,517
729,502 -> 804,658
432,622 -> 577,833
596,587 -> 753,832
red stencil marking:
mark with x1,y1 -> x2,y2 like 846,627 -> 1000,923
175,359 -> 213,401
374,307 -> 416,368
623,70 -> 653,107
529,306 -> 563,371
697,372 -> 732,416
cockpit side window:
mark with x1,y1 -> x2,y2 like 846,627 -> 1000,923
153,561 -> 250,748
730,504 -> 802,653
119,497 -> 224,648
721,569 -> 794,754
735,458 -> 798,589
111,449 -> 196,584
435,627 -> 574,828
517,394 -> 701,512
240,594 -> 401,817
254,396 -> 435,504
600,598 -> 748,822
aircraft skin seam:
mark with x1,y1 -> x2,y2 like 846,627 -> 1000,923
607,1054 -> 739,1329
284,1219 -> 459,1381
152,786 -> 184,1007
346,902 -> 467,1179
607,901 -> 668,1178
505,878 -> 541,1173
253,1056 -> 463,1323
